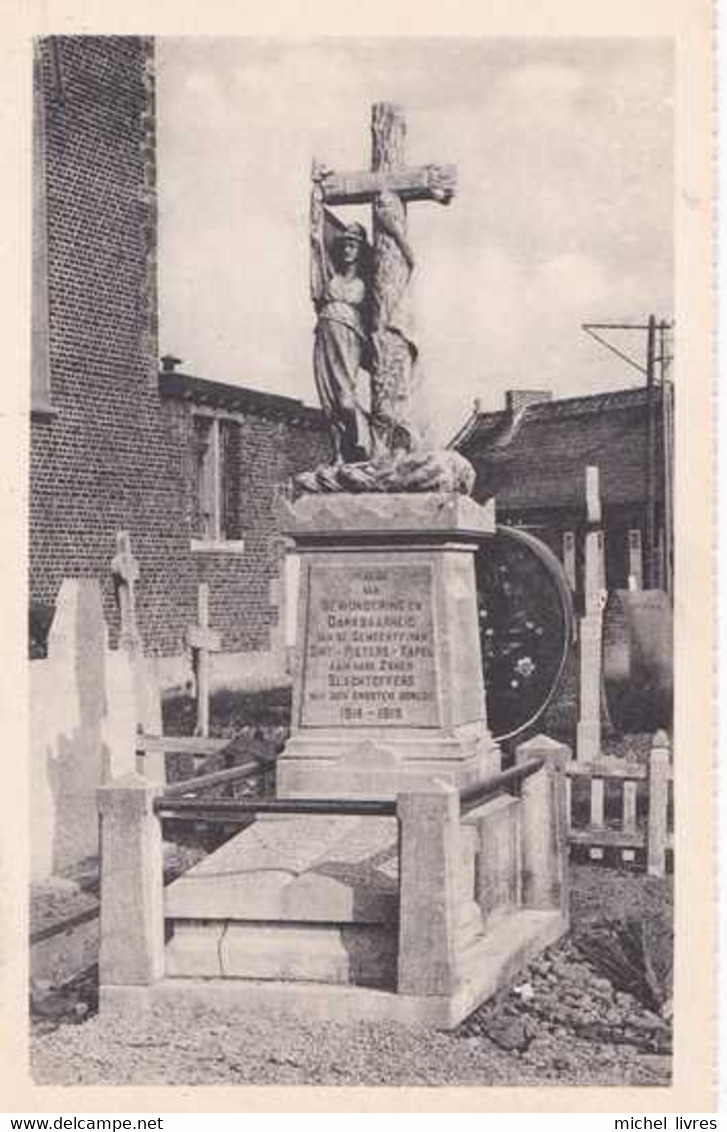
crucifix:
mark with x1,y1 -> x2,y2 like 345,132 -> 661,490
311,102 -> 456,462
111,530 -> 142,654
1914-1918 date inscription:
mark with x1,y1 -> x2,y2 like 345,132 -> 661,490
300,563 -> 439,728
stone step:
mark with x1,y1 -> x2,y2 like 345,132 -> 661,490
105,907 -> 566,1032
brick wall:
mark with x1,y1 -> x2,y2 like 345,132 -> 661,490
463,391 -> 667,513
29,36 -> 330,659
30,36 -> 186,651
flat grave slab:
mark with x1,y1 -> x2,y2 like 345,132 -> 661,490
164,814 -> 398,924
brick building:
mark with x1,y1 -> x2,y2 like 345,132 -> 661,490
30,36 -> 327,669
451,385 -> 674,602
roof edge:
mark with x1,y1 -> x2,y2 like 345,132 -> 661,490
159,370 -> 325,427
453,384 -> 670,454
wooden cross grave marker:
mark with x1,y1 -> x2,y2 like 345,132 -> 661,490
584,465 -> 607,613
577,468 -> 607,838
111,530 -> 142,654
315,101 -> 457,453
186,582 -> 221,739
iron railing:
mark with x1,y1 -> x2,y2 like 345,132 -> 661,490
153,755 -> 546,824
459,756 -> 545,814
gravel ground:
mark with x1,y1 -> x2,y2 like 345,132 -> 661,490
30,1000 -> 669,1087
31,865 -> 672,1088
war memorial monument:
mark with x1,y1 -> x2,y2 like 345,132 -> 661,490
97,102 -> 569,1030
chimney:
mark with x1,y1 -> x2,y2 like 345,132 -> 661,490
161,353 -> 183,374
505,389 -> 552,415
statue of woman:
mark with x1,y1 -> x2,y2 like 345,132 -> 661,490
310,174 -> 373,465
299,166 -> 475,497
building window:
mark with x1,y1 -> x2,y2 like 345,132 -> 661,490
191,414 -> 243,550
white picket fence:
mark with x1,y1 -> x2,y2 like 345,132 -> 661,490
562,730 -> 673,876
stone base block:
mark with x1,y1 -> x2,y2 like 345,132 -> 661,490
164,920 -> 223,978
276,738 -> 498,801
103,908 -> 566,1031
165,920 -> 397,988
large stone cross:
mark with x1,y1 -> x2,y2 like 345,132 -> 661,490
111,530 -> 142,653
317,102 -> 456,456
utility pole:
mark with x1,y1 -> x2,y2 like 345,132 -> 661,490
660,322 -> 674,599
581,317 -> 674,595
645,314 -> 657,588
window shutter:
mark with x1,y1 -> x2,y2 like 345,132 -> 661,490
192,416 -> 215,539
220,420 -> 242,540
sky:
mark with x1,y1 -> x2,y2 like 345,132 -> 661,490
156,38 -> 673,445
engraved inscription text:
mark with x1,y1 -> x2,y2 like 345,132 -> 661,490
301,563 -> 439,728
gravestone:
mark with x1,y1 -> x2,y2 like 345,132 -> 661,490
31,579 -> 136,879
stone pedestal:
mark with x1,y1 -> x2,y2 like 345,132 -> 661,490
275,492 -> 500,799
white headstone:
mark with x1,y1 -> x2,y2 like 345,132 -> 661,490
31,579 -> 136,880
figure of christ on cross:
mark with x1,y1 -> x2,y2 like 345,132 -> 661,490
309,101 -> 458,478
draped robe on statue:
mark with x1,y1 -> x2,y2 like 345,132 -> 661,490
313,271 -> 371,463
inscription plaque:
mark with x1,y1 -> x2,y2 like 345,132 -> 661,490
300,563 -> 439,728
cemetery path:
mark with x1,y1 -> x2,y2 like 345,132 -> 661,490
31,865 -> 672,1088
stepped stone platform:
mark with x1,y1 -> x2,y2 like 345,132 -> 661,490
102,906 -> 564,1031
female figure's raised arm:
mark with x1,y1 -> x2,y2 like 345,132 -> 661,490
310,163 -> 330,308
